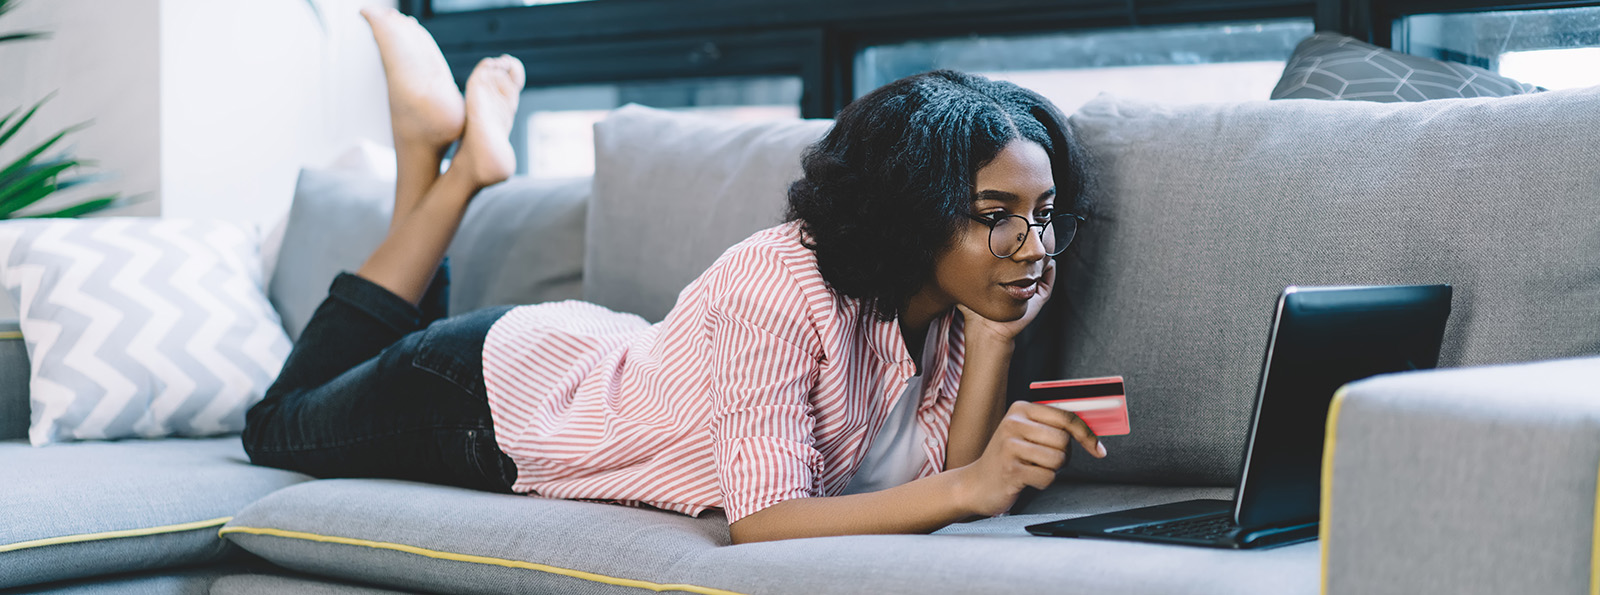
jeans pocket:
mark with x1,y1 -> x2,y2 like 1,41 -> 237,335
410,325 -> 483,395
408,305 -> 514,395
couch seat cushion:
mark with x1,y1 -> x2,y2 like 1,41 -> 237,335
222,478 -> 1313,594
0,437 -> 311,589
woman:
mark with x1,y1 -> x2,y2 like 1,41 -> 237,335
243,7 -> 1106,545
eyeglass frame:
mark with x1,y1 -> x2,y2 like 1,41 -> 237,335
964,212 -> 1086,258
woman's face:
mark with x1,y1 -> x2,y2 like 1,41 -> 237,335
925,139 -> 1055,323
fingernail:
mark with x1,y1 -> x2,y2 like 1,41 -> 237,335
1096,442 -> 1107,457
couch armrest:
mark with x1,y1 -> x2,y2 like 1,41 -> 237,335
1322,356 -> 1600,594
0,319 -> 27,441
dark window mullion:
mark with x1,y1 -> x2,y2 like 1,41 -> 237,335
442,29 -> 821,90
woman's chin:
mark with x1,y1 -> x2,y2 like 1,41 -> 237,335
965,300 -> 1027,324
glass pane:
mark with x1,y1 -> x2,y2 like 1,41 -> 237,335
1399,6 -> 1600,90
855,20 -> 1314,112
512,76 -> 802,179
432,0 -> 593,13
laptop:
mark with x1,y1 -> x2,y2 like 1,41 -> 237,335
1024,284 -> 1452,549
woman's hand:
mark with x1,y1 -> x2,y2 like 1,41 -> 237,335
953,400 -> 1104,517
957,259 -> 1056,345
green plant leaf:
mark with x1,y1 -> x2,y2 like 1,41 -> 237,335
0,95 -> 52,149
45,173 -> 107,194
0,125 -> 82,184
0,153 -> 73,188
24,194 -> 123,219
0,108 -> 18,137
0,32 -> 46,43
0,160 -> 74,212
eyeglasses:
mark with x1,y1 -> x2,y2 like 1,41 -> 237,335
965,212 -> 1084,258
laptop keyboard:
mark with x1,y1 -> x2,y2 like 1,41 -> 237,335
1108,514 -> 1236,541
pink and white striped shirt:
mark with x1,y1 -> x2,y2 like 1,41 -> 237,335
481,222 -> 966,523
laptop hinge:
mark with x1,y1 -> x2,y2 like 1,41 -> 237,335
1237,520 -> 1319,546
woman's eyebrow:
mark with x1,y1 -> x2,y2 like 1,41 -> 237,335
973,188 -> 1057,203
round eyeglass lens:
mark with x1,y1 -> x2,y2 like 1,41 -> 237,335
1047,215 -> 1077,256
989,216 -> 1027,258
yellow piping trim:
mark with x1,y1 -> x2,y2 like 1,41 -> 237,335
0,331 -> 21,340
1592,454 -> 1600,595
0,516 -> 232,553
219,526 -> 746,595
1319,387 -> 1347,595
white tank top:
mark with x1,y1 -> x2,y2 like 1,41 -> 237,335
840,330 -> 937,495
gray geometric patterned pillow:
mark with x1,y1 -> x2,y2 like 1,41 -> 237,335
0,218 -> 291,445
1272,32 -> 1542,101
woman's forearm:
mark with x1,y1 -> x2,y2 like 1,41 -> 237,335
943,335 -> 1013,470
728,467 -> 979,544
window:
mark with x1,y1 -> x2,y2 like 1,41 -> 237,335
513,76 -> 802,178
1396,6 -> 1600,90
855,19 -> 1314,112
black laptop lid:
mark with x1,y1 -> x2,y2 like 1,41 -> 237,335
1232,284 -> 1452,530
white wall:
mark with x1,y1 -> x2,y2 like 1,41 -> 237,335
0,0 -> 162,218
160,0 -> 395,226
0,0 -> 395,226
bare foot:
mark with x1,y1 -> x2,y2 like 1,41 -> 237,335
362,6 -> 464,151
452,55 -> 524,188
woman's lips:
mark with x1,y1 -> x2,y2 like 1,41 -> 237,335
1001,278 -> 1038,301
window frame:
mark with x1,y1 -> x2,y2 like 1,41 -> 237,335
407,0 -> 1317,118
407,0 -> 1600,118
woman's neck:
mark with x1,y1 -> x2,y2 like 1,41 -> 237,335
898,290 -> 950,375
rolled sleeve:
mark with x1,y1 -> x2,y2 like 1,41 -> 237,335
704,249 -> 826,524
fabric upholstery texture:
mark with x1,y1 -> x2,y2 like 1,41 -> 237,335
0,319 -> 27,441
211,573 -> 422,595
1038,85 -> 1600,486
268,168 -> 394,341
587,104 -> 833,322
15,563 -> 278,595
0,437 -> 309,589
0,219 -> 291,445
268,169 -> 589,341
446,176 -> 589,314
1272,33 -> 1541,101
220,478 -> 1308,595
222,479 -> 734,595
1323,356 -> 1600,595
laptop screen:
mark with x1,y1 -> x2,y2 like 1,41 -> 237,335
1232,284 -> 1451,530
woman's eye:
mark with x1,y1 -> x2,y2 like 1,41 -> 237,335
1038,208 -> 1055,222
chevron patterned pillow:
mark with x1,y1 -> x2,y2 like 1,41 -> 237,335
0,218 -> 292,446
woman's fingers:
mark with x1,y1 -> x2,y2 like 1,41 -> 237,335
1009,438 -> 1069,474
1017,401 -> 1104,458
1037,259 -> 1056,300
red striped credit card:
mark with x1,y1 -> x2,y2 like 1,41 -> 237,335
1027,376 -> 1129,436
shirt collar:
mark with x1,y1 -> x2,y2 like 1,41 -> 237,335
868,306 -> 957,374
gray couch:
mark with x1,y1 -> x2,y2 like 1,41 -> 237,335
3,83 -> 1598,594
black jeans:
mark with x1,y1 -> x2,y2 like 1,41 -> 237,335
243,266 -> 518,493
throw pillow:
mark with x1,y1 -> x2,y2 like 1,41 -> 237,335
0,218 -> 293,446
268,169 -> 590,341
588,105 -> 833,322
1271,32 -> 1541,101
1034,85 -> 1600,486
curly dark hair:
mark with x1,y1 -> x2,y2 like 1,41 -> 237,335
785,69 -> 1085,321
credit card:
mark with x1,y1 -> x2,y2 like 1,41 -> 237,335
1028,376 -> 1129,436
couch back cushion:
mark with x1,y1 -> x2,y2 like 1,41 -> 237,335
269,169 -> 589,341
1036,86 -> 1600,486
587,105 -> 833,321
